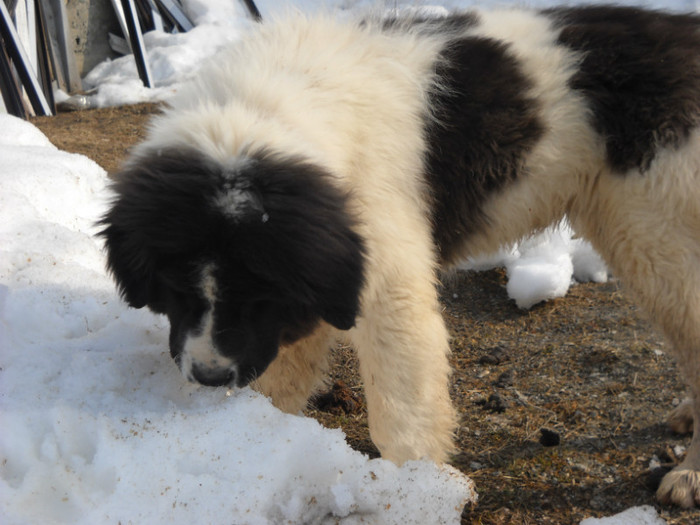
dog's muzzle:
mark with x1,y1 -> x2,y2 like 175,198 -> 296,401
188,361 -> 237,387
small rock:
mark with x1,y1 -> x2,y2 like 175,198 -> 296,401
539,428 -> 561,447
478,354 -> 500,365
570,462 -> 590,473
478,346 -> 510,365
493,370 -> 514,388
479,392 -> 508,413
589,495 -> 606,510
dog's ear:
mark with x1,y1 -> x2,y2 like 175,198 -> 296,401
98,149 -> 219,310
273,212 -> 365,331
236,155 -> 366,331
303,220 -> 365,331
99,218 -> 157,309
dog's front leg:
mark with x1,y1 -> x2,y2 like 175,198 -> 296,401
252,322 -> 336,414
350,289 -> 457,464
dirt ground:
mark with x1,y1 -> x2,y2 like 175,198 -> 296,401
32,104 -> 700,524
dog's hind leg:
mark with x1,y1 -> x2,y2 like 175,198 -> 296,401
657,365 -> 700,507
571,132 -> 700,507
658,395 -> 700,507
252,322 -> 336,414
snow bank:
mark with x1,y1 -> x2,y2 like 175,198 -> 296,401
580,505 -> 667,525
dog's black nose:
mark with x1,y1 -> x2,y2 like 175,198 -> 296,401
190,363 -> 235,387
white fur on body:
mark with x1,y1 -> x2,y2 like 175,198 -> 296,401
132,11 -> 700,507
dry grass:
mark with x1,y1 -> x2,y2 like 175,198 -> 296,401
34,104 -> 700,524
311,269 -> 699,524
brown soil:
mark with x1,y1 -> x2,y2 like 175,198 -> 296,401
32,104 -> 700,524
32,103 -> 160,175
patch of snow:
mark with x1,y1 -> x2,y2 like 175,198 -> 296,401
579,505 -> 667,525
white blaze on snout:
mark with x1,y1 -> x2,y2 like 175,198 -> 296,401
180,268 -> 237,382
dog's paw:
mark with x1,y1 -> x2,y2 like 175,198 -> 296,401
656,468 -> 700,508
668,398 -> 694,435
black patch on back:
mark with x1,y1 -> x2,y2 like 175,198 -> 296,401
546,6 -> 700,173
424,34 -> 544,264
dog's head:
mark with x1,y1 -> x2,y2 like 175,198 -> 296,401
99,148 -> 365,387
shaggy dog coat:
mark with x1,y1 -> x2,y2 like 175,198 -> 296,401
100,6 -> 700,507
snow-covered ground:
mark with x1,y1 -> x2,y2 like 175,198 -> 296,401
2,1 -> 697,523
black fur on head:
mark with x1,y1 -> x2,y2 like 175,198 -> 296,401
98,147 -> 365,385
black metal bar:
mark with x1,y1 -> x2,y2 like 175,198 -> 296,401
34,0 -> 56,113
0,0 -> 52,115
240,0 -> 262,23
0,37 -> 27,118
143,0 -> 163,32
155,0 -> 193,32
120,0 -> 152,88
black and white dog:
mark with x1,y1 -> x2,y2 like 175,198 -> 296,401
100,6 -> 700,507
